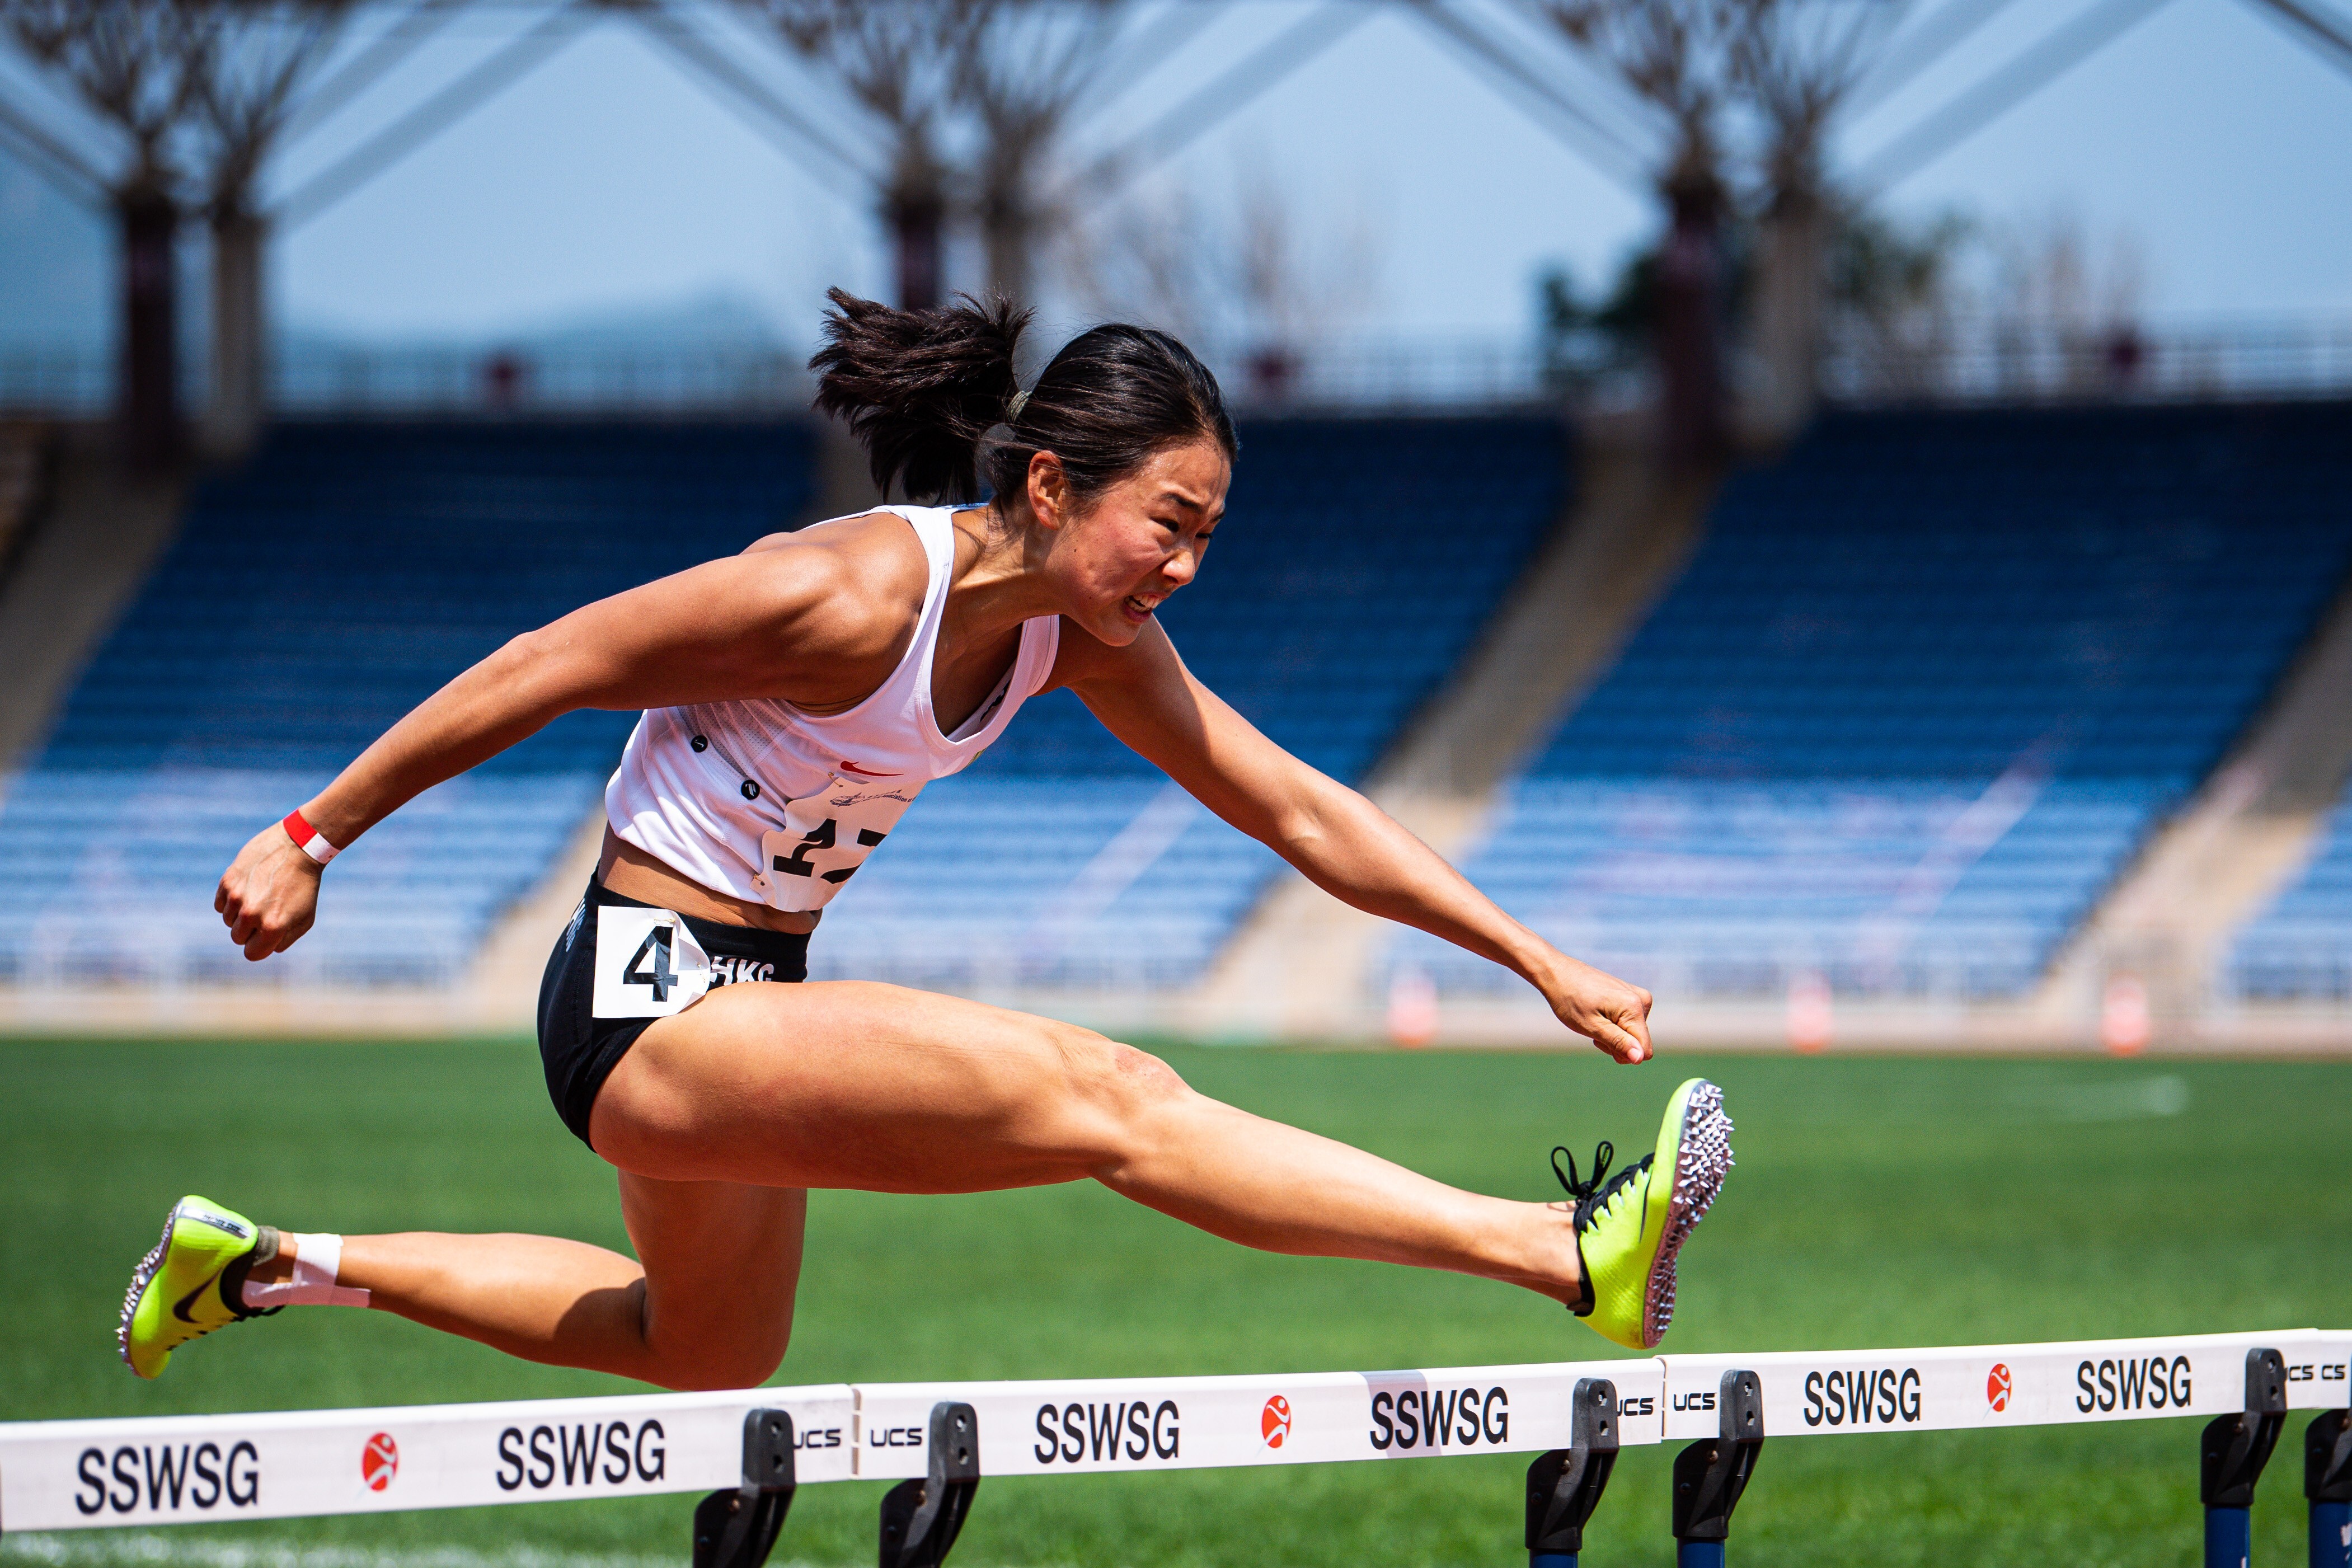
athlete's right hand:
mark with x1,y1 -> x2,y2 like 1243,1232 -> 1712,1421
216,824 -> 323,960
1539,955 -> 1655,1065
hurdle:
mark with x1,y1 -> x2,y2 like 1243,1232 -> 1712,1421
4,1329 -> 2345,1568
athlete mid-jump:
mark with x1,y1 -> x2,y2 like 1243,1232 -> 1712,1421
123,292 -> 1731,1387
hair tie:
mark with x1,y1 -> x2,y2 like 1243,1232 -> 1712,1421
1006,388 -> 1029,423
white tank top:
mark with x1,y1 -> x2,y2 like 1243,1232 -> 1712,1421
604,505 -> 1061,912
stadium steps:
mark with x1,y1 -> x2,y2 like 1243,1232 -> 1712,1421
2034,570 -> 2352,1029
0,426 -> 187,777
1189,422 -> 1719,1037
0,420 -> 53,588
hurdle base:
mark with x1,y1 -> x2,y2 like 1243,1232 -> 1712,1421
878,1401 -> 981,1568
1525,1377 -> 1621,1568
2195,1350 -> 2289,1568
693,1487 -> 792,1568
691,1409 -> 798,1568
1671,1370 -> 1764,1564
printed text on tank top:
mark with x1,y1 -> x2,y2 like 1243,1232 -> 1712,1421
602,505 -> 1060,917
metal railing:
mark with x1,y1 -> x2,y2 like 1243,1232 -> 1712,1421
0,339 -> 1558,420
1820,316 -> 2352,407
7,317 -> 2350,421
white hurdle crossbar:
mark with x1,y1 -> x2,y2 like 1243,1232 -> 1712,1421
3,1330 -> 2346,1568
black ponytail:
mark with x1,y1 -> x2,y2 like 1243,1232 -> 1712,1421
810,288 -> 1026,504
810,287 -> 1237,508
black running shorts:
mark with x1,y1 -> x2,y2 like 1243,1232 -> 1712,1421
537,876 -> 810,1150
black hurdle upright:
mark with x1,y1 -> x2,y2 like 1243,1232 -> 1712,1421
1670,1371 -> 1764,1568
691,1409 -> 797,1568
2310,1406 -> 2352,1568
1525,1378 -> 1622,1568
2202,1348 -> 2289,1568
877,1402 -> 982,1568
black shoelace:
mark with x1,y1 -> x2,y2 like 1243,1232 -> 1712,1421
1551,1140 -> 1650,1233
1552,1140 -> 1649,1318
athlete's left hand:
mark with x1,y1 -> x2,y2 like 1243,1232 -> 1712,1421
1541,957 -> 1654,1063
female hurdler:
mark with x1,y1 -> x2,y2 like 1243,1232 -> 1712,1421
123,293 -> 1730,1387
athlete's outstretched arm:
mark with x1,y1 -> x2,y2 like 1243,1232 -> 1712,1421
214,524 -> 926,960
1064,622 -> 1652,1062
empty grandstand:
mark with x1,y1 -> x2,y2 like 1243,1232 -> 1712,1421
0,421 -> 813,988
0,414 -> 1565,1001
5,398 -> 2349,1027
1389,402 -> 2352,1007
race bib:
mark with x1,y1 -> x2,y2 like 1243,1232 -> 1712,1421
590,905 -> 712,1019
753,780 -> 918,913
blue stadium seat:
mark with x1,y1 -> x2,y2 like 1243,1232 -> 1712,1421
1389,402 -> 2352,1002
0,415 -> 1565,994
0,421 -> 815,987
2229,784 -> 2352,1000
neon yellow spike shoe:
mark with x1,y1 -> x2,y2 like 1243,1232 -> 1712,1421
1553,1078 -> 1733,1350
118,1196 -> 281,1379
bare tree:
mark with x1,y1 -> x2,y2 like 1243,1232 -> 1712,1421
3,0 -> 215,470
1062,154 -> 1384,402
1231,163 -> 1382,350
1987,208 -> 2148,395
740,0 -> 973,311
1532,0 -> 1746,464
1059,171 -> 1219,341
960,0 -> 1125,309
190,0 -> 354,456
1814,205 -> 1969,398
1731,0 -> 1904,440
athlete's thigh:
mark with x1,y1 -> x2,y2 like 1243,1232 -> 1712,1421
591,978 -> 1165,1190
618,1171 -> 806,1387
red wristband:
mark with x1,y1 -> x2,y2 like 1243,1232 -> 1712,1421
282,809 -> 341,865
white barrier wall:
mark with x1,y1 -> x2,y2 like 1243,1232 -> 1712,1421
853,1358 -> 1661,1482
1660,1330 -> 2351,1443
2,1331 -> 2343,1535
0,1386 -> 856,1532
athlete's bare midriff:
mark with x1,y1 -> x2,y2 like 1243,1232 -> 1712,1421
597,829 -> 819,935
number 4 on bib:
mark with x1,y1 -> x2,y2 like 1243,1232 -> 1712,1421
625,926 -> 681,999
590,905 -> 713,1019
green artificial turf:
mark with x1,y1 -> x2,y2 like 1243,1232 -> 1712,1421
3,1038 -> 2346,1567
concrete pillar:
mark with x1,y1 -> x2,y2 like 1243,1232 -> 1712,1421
206,202 -> 267,459
116,182 -> 181,476
1750,185 -> 1827,446
1656,165 -> 1726,471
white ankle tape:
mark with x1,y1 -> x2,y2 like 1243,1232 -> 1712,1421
242,1233 -> 371,1309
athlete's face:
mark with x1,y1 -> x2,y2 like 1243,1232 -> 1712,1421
1040,437 -> 1230,645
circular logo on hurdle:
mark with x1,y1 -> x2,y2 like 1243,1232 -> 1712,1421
1986,1364 -> 2012,1413
1261,1395 -> 1292,1449
362,1432 -> 400,1491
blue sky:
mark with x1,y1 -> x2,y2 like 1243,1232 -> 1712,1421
1,0 -> 2347,356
